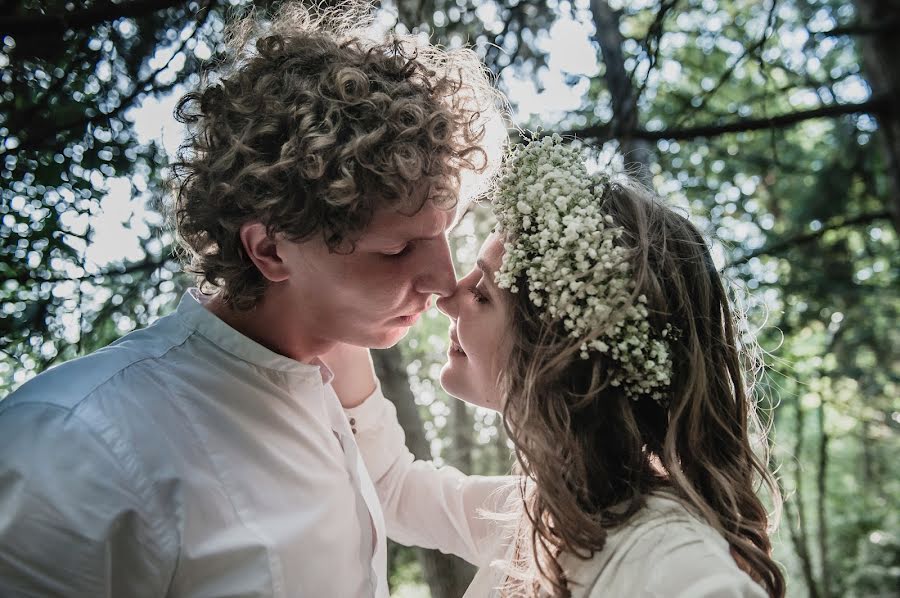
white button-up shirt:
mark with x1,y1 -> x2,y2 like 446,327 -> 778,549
0,289 -> 388,598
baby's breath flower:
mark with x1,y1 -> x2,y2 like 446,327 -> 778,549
493,135 -> 675,403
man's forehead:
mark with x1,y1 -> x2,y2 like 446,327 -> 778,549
362,202 -> 455,243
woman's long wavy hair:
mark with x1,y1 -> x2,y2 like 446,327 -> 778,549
497,178 -> 785,597
169,1 -> 503,309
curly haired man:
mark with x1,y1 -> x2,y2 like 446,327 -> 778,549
0,3 -> 503,596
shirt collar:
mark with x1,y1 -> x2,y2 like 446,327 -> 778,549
176,288 -> 334,383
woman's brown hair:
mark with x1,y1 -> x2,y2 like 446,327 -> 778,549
497,178 -> 785,597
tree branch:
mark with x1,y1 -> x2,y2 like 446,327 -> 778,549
9,253 -> 175,286
813,22 -> 900,37
728,210 -> 893,267
633,0 -> 680,105
560,96 -> 891,143
483,2 -> 527,78
0,0 -> 187,38
11,1 -> 214,157
672,0 -> 778,129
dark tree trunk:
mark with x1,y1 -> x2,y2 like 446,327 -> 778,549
450,397 -> 474,474
816,402 -> 831,598
373,347 -> 476,598
854,0 -> 900,232
792,400 -> 823,598
590,0 -> 655,185
494,422 -> 513,475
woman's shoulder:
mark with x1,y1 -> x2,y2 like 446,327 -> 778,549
562,495 -> 768,598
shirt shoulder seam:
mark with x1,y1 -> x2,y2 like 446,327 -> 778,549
2,325 -> 197,416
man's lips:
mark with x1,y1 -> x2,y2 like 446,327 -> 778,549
394,300 -> 432,325
394,312 -> 422,325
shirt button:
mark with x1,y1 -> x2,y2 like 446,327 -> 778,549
351,427 -> 358,435
349,418 -> 356,425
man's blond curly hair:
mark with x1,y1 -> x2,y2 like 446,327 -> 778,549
170,1 -> 504,309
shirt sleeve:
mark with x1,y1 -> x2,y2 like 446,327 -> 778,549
345,386 -> 517,567
0,402 -> 175,598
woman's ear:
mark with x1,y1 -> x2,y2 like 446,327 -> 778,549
239,222 -> 290,283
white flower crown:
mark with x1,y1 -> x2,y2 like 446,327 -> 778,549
493,134 -> 675,403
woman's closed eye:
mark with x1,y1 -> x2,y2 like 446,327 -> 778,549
469,286 -> 488,304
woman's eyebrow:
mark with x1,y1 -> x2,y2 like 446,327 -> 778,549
476,259 -> 497,287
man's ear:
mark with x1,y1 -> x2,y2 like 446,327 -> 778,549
239,222 -> 290,283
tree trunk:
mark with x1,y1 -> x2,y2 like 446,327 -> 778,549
590,0 -> 655,186
860,417 -> 874,492
372,347 -> 476,598
791,399 -> 822,598
494,421 -> 513,475
854,0 -> 900,232
450,397 -> 474,473
816,402 -> 831,598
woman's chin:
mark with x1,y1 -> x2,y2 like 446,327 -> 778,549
439,363 -> 459,394
439,364 -> 470,401
440,365 -> 500,412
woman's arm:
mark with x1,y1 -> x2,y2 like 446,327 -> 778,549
321,344 -> 516,567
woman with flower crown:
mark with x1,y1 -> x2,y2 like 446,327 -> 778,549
326,135 -> 785,597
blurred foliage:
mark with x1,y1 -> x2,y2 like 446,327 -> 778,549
0,0 -> 227,384
2,0 -> 898,596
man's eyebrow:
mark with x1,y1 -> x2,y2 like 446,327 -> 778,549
371,226 -> 446,247
380,230 -> 442,247
476,259 -> 497,286
389,216 -> 452,244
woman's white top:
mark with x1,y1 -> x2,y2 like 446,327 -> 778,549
347,391 -> 768,598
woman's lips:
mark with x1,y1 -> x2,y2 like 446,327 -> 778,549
449,330 -> 466,356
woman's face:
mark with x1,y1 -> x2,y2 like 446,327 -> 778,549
436,233 -> 512,411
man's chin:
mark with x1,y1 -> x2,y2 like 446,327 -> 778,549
367,326 -> 410,349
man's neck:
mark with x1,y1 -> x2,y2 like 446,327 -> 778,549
205,290 -> 334,364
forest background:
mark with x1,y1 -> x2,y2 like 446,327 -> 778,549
1,0 -> 897,596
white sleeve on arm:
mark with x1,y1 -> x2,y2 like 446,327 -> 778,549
345,385 -> 516,567
0,403 -> 176,598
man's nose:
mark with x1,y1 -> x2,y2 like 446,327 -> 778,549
435,288 -> 457,319
414,236 -> 457,298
